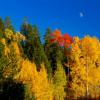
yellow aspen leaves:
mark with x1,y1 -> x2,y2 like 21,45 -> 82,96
5,28 -> 13,39
14,60 -> 53,100
4,46 -> 10,56
15,32 -> 26,41
11,42 -> 20,56
70,36 -> 100,98
0,38 -> 6,45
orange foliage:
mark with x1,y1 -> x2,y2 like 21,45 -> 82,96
63,33 -> 73,47
50,29 -> 73,47
53,29 -> 62,38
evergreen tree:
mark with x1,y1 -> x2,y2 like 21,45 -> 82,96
20,17 -> 29,37
48,40 -> 63,74
31,25 -> 52,77
20,19 -> 33,58
21,23 -> 51,77
44,28 -> 52,62
53,44 -> 63,72
0,18 -> 4,36
4,16 -> 14,32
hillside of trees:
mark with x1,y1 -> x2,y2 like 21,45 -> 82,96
0,17 -> 100,100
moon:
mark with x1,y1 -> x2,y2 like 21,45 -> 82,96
79,12 -> 84,18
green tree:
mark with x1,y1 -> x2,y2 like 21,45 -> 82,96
29,25 -> 51,77
53,62 -> 67,100
21,23 -> 51,77
44,29 -> 64,75
0,18 -> 4,36
49,42 -> 63,75
20,17 -> 30,38
4,16 -> 14,32
44,28 -> 53,74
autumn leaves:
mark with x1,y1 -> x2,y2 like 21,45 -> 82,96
1,27 -> 100,99
50,29 -> 73,48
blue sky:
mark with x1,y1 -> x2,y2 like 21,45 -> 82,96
0,0 -> 100,39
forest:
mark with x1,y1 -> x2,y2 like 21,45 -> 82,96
0,17 -> 100,100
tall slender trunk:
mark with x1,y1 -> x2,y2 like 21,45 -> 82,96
86,53 -> 89,99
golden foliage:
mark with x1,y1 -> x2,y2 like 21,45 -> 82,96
0,38 -> 10,56
2,28 -> 100,99
14,60 -> 53,100
15,32 -> 26,41
5,28 -> 13,39
70,36 -> 100,98
0,38 -> 6,45
11,42 -> 20,56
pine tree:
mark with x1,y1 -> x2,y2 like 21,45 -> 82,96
20,22 -> 33,58
0,18 -> 4,37
4,16 -> 14,32
20,17 -> 29,37
49,39 -> 63,74
29,25 -> 51,77
21,23 -> 51,77
44,28 -> 53,75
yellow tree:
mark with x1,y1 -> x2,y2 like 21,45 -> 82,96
1,29 -> 53,100
70,36 -> 100,99
14,59 -> 53,100
2,29 -> 23,78
81,36 -> 100,98
70,37 -> 87,98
